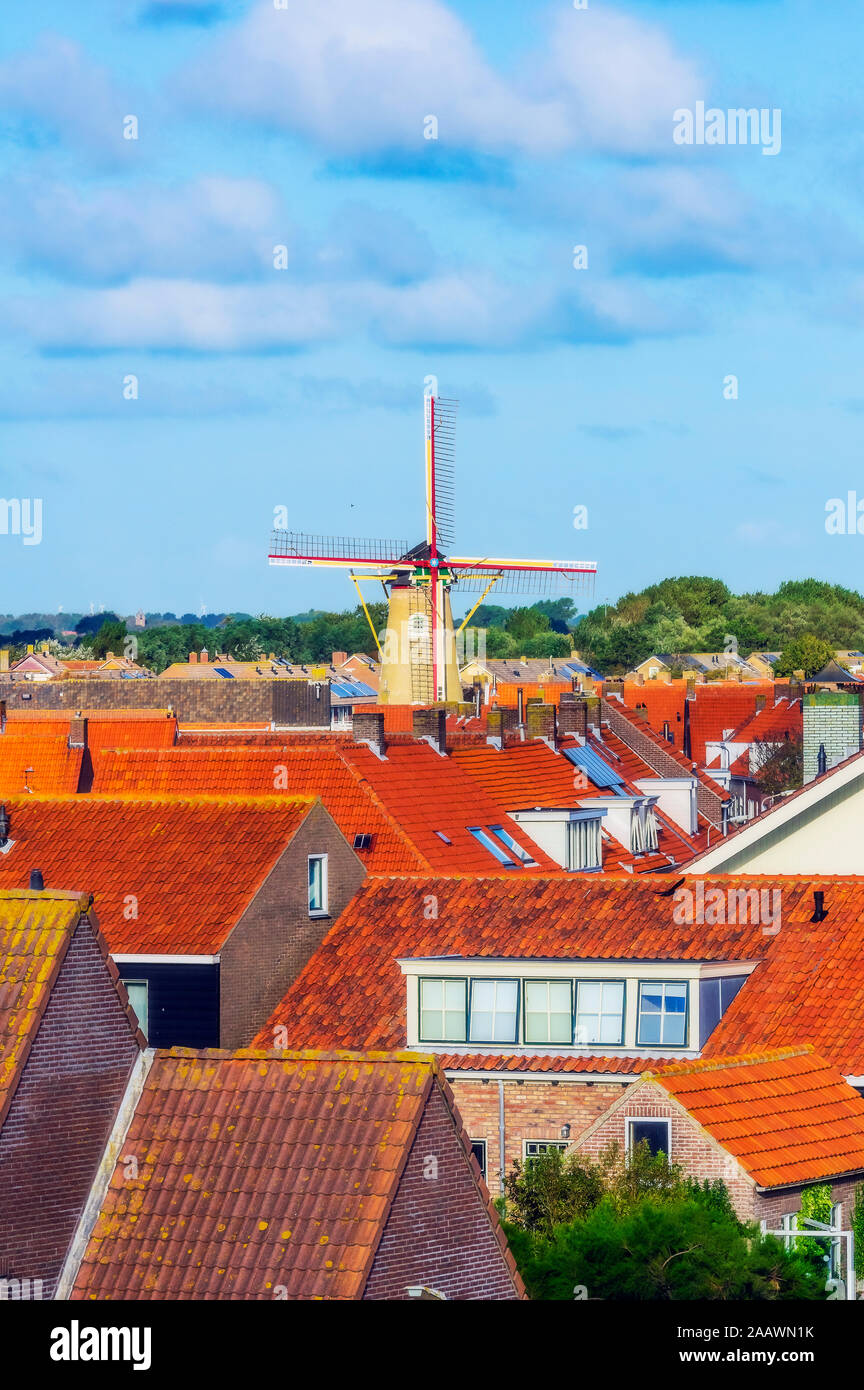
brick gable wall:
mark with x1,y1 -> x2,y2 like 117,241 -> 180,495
363,1084 -> 522,1300
220,802 -> 365,1048
0,677 -> 330,726
575,1080 -> 758,1219
0,916 -> 140,1297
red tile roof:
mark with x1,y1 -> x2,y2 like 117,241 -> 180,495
0,797 -> 318,955
728,697 -> 802,746
686,685 -> 775,765
254,874 -> 773,1053
338,742 -> 562,873
70,1049 -> 521,1300
440,1053 -> 661,1075
492,681 -> 573,708
90,746 -> 424,874
0,734 -> 83,795
653,1047 -> 864,1187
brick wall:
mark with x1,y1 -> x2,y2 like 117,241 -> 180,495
576,1081 -> 758,1218
220,802 -> 365,1048
803,693 -> 862,782
363,1084 -> 522,1300
526,703 -> 557,742
0,678 -> 330,727
0,915 -> 140,1297
754,1173 -> 863,1229
449,1076 -> 628,1195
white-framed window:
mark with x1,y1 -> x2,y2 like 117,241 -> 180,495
627,1117 -> 670,1158
419,977 -> 467,1043
469,978 -> 519,1043
637,981 -> 688,1047
523,1139 -> 568,1166
575,980 -> 625,1045
307,854 -> 329,916
125,979 -> 149,1039
470,1139 -> 487,1179
567,817 -> 602,871
631,804 -> 659,854
524,979 -> 573,1044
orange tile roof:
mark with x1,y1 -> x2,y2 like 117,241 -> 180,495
70,1049 -> 520,1300
652,1047 -> 864,1187
728,697 -> 802,745
492,681 -> 573,708
90,746 -> 424,874
440,1053 -> 662,1075
339,742 -> 562,873
0,797 -> 318,955
0,734 -> 83,794
254,874 -> 773,1052
0,889 -> 100,1129
686,685 -> 776,765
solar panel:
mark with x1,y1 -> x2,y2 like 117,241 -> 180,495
213,667 -> 235,678
562,745 -> 624,789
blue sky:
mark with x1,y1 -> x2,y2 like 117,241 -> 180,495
1,0 -> 863,619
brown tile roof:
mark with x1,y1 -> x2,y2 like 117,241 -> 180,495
0,734 -> 83,795
652,1046 -> 864,1187
70,1049 -> 521,1300
0,796 -> 319,955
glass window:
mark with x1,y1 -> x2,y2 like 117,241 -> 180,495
470,1140 -> 487,1179
419,978 -> 466,1042
637,981 -> 688,1046
524,980 -> 573,1044
467,827 -> 517,868
125,980 -> 149,1039
488,826 -> 537,867
308,854 -> 328,914
574,981 -> 625,1045
628,1119 -> 670,1157
567,817 -> 602,871
469,979 -> 519,1042
523,1140 -> 568,1168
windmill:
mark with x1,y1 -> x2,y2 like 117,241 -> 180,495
268,392 -> 597,705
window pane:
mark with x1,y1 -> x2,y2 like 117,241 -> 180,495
472,980 -> 495,1012
524,981 -> 548,1013
630,1120 -> 669,1157
603,982 -> 624,1014
665,984 -> 687,1012
579,982 -> 602,1012
548,981 -> 572,1013
126,981 -> 148,1037
662,1010 -> 687,1046
574,1014 -> 599,1043
640,986 -> 663,1014
638,1013 -> 662,1045
420,979 -> 466,1041
548,1011 -> 572,1044
599,1014 -> 622,1044
469,979 -> 518,1042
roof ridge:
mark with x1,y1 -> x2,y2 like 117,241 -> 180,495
650,1044 -> 814,1080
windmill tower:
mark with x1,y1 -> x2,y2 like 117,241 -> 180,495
269,392 -> 597,704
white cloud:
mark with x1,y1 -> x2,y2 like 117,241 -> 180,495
179,0 -> 702,157
0,34 -> 132,163
0,177 -> 282,282
2,270 -> 686,354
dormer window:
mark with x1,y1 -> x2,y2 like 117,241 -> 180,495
575,981 -> 625,1045
524,980 -> 573,1044
468,980 -> 519,1043
419,978 -> 467,1042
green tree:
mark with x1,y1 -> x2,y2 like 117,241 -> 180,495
774,635 -> 836,678
91,619 -> 128,659
504,1194 -> 825,1301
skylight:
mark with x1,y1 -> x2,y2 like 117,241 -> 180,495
468,827 -> 518,868
488,825 -> 538,867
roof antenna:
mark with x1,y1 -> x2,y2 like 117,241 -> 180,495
817,743 -> 827,777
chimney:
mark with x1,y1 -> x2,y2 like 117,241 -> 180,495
26,644 -> 34,655
558,694 -> 587,739
526,701 -> 557,744
413,707 -> 447,755
486,707 -> 518,748
106,651 -> 114,660
755,694 -> 767,712
0,649 -> 9,673
68,716 -> 88,750
188,651 -> 198,664
332,651 -> 348,667
353,710 -> 387,757
0,804 -> 9,847
29,869 -> 44,891
200,648 -> 209,663
517,688 -> 525,725
40,642 -> 50,656
811,890 -> 827,923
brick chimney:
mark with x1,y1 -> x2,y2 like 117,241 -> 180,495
526,701 -> 557,744
68,716 -> 88,749
188,651 -> 198,664
200,648 -> 209,664
413,707 -> 447,755
558,694 -> 587,739
0,649 -> 9,673
486,707 -> 518,747
332,651 -> 348,667
353,710 -> 386,757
